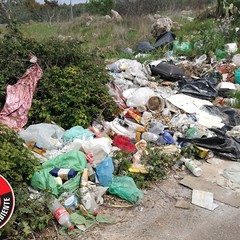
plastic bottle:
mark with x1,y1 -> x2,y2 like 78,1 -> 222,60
80,168 -> 98,211
141,132 -> 159,143
162,131 -> 175,144
184,159 -> 202,177
195,54 -> 207,65
50,199 -> 74,230
234,68 -> 240,84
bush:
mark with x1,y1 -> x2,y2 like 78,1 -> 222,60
0,123 -> 52,239
86,0 -> 116,15
0,24 -> 118,129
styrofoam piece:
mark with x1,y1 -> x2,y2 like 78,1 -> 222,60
192,189 -> 218,211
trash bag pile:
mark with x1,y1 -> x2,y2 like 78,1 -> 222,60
2,22 -> 240,233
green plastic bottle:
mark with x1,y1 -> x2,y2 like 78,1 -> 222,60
234,68 -> 240,84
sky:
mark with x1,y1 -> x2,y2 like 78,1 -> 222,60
36,0 -> 87,5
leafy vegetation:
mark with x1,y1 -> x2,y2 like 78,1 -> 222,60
0,24 -> 118,129
86,0 -> 116,15
2,1 -> 240,238
0,123 -> 53,239
113,145 -> 178,189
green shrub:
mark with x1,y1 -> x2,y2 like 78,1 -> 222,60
86,0 -> 116,15
113,146 -> 175,189
0,123 -> 52,239
0,24 -> 118,129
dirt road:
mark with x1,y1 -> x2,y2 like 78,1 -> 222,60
80,158 -> 240,240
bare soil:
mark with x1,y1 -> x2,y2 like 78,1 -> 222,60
35,157 -> 240,240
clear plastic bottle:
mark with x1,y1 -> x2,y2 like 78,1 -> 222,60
141,132 -> 159,143
50,199 -> 74,230
80,168 -> 99,211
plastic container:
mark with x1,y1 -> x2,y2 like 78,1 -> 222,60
234,68 -> 240,84
162,131 -> 175,144
49,168 -> 77,181
195,54 -> 207,65
49,199 -> 74,230
147,96 -> 165,112
80,186 -> 98,211
184,159 -> 202,177
141,132 -> 159,143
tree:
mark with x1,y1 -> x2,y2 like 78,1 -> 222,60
86,0 -> 116,15
43,0 -> 58,24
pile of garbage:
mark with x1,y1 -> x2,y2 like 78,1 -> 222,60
2,24 -> 240,234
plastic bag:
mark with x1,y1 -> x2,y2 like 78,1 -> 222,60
63,125 -> 94,143
108,176 -> 144,204
18,123 -> 64,149
95,157 -> 114,186
173,41 -> 191,53
126,87 -> 155,108
82,137 -> 112,166
30,150 -> 87,196
30,169 -> 58,196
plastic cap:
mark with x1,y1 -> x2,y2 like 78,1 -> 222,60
69,226 -> 74,231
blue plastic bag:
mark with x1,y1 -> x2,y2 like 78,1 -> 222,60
95,157 -> 114,186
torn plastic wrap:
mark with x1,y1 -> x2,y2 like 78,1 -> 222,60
153,31 -> 176,49
0,61 -> 43,130
178,136 -> 240,161
178,78 -> 218,100
200,105 -> 240,130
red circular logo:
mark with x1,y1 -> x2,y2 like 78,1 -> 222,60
0,175 -> 15,228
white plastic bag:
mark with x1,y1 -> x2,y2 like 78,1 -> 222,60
82,137 -> 112,167
126,87 -> 155,107
18,123 -> 64,149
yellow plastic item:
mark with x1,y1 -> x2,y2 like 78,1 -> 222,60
195,146 -> 209,159
129,164 -> 148,174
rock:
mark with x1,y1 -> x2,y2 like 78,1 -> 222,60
104,15 -> 112,21
151,16 -> 173,38
111,9 -> 122,22
175,198 -> 190,209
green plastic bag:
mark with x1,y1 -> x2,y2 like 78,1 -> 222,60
63,126 -> 94,143
31,150 -> 87,196
108,176 -> 144,204
42,149 -> 86,172
30,169 -> 58,196
173,41 -> 191,53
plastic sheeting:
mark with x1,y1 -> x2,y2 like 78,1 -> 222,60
201,105 -> 240,130
178,136 -> 240,161
178,78 -> 218,100
0,63 -> 43,130
153,31 -> 176,49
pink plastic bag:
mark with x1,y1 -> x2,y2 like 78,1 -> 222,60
0,59 -> 43,130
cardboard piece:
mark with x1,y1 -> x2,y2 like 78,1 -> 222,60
192,189 -> 218,210
180,175 -> 240,208
175,199 -> 190,209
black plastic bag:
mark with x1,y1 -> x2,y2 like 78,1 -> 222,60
150,61 -> 184,81
153,31 -> 176,49
137,41 -> 156,53
178,136 -> 240,161
178,78 -> 218,100
201,105 -> 240,130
